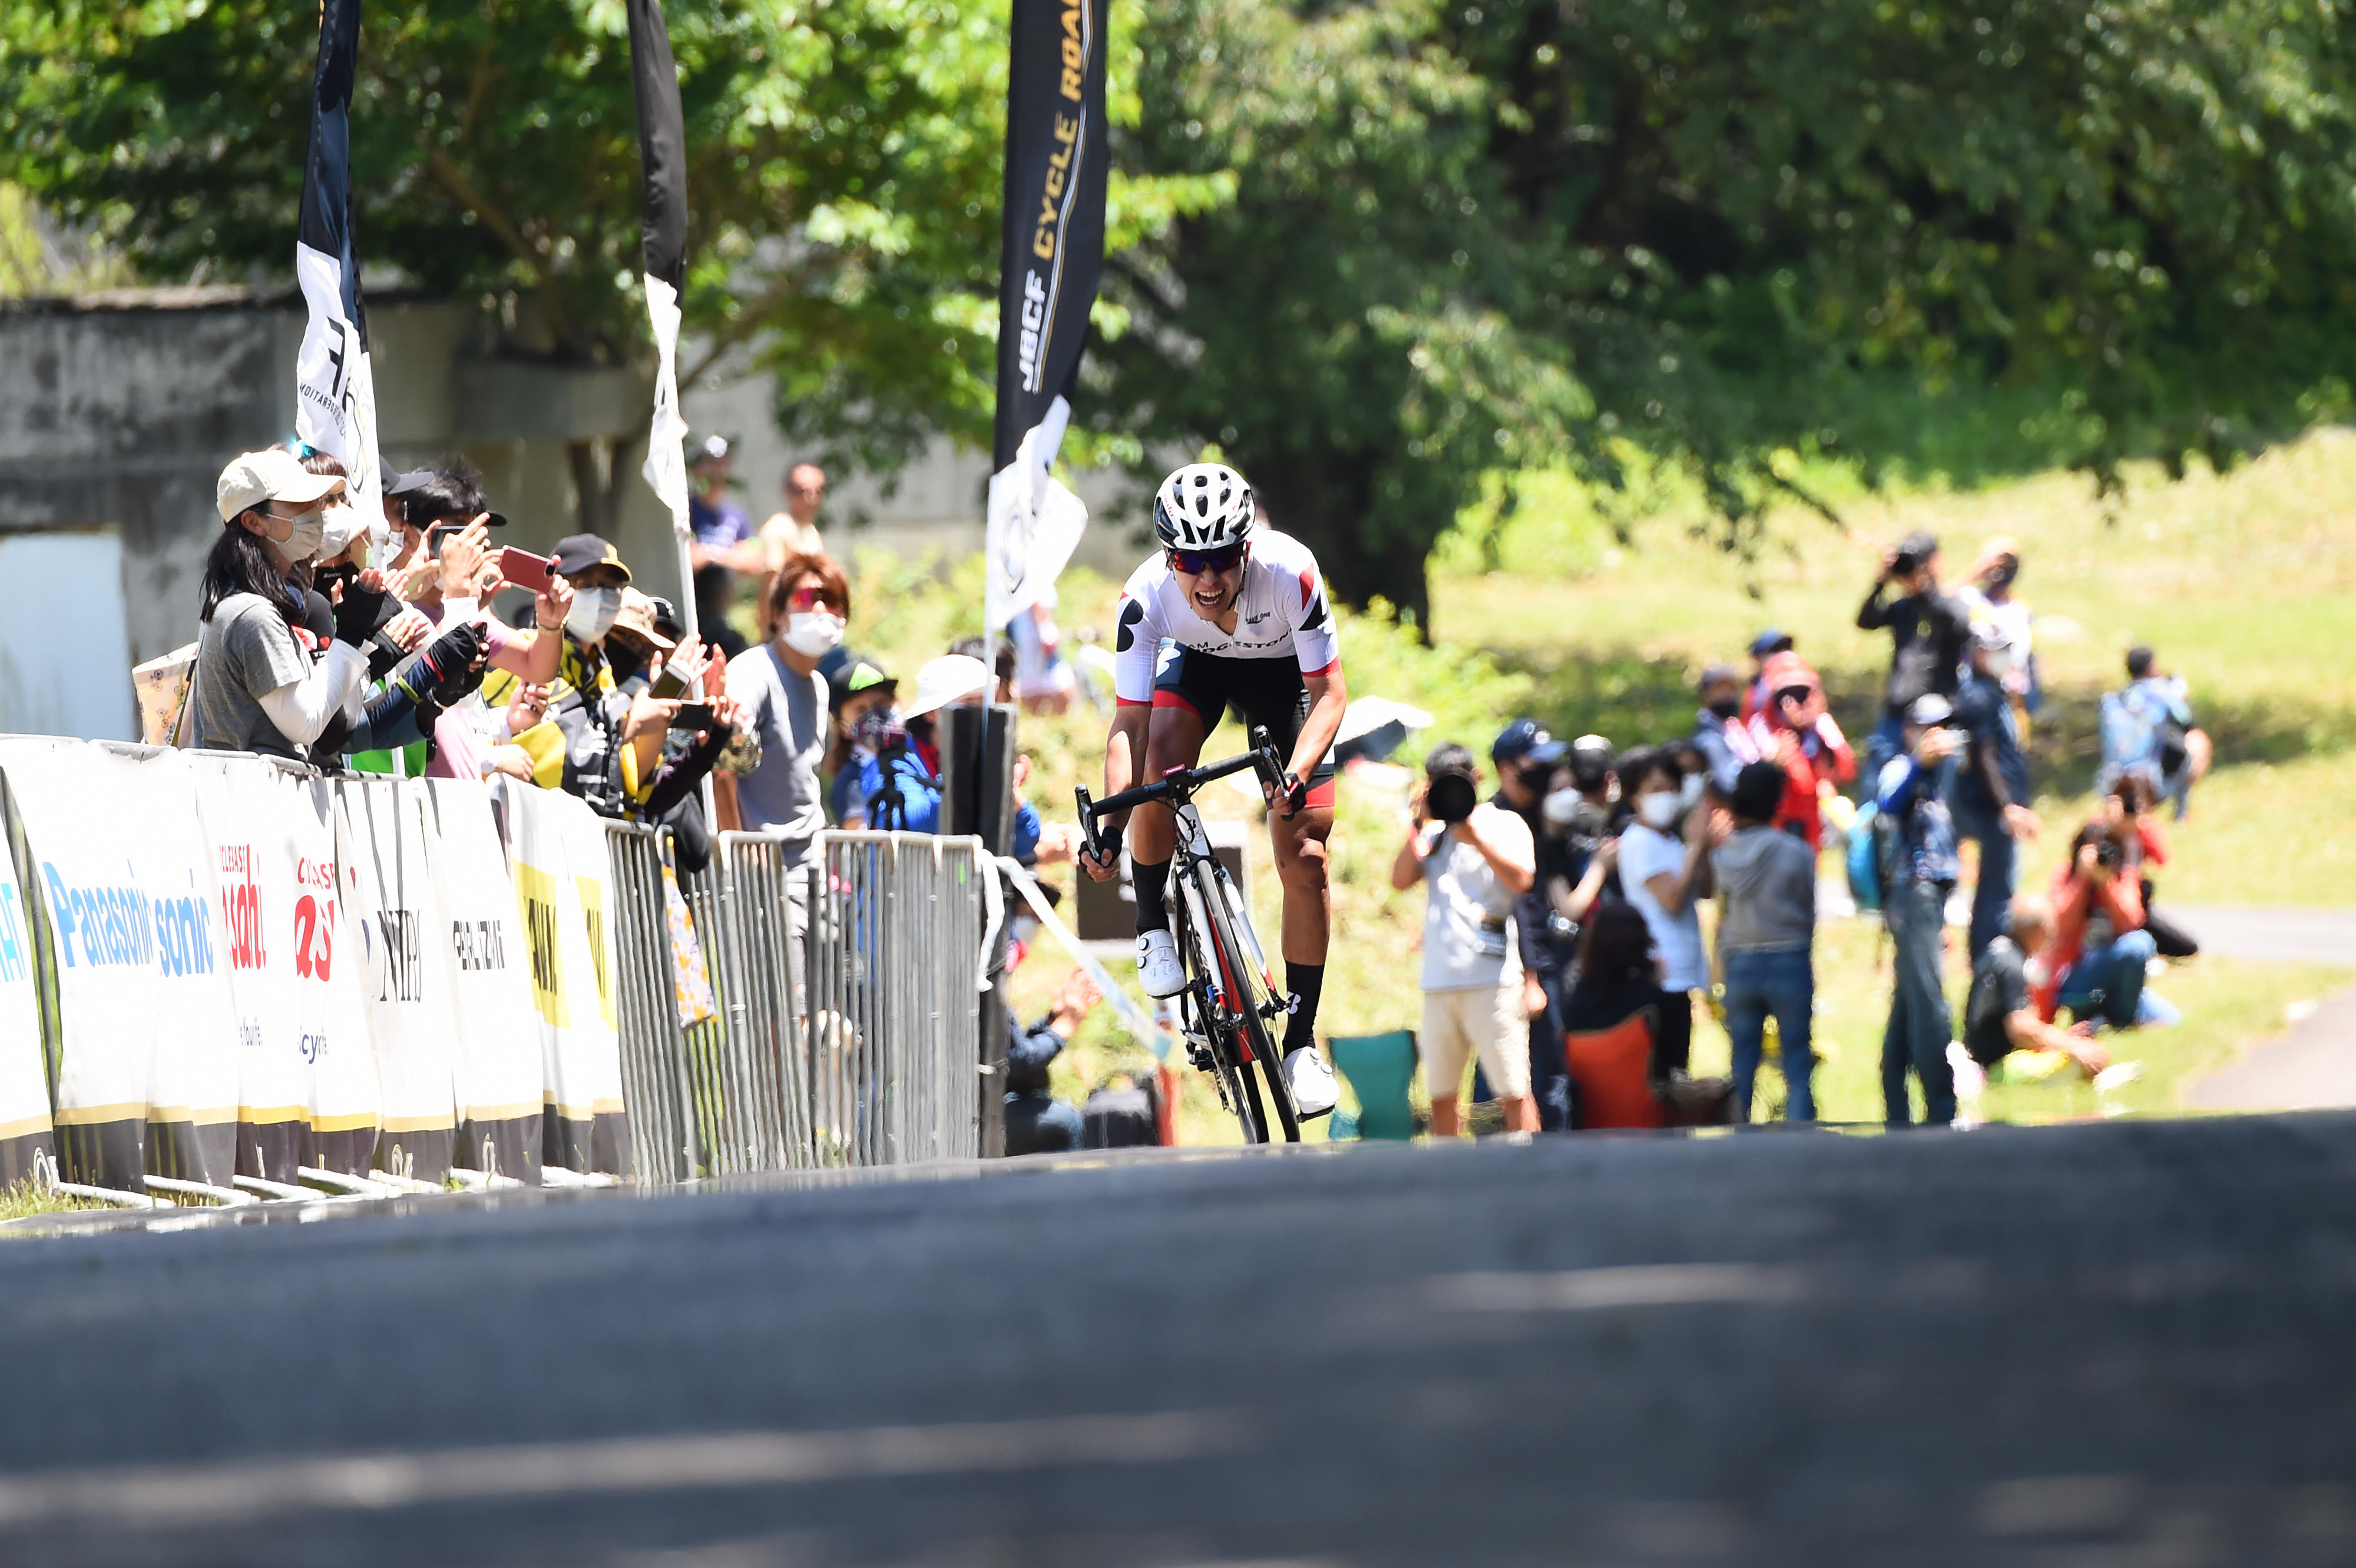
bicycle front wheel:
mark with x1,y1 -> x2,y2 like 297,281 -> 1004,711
1193,863 -> 1298,1144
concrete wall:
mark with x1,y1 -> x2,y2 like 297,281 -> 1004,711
0,290 -> 1162,692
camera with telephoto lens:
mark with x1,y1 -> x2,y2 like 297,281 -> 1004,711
2094,836 -> 2124,872
1425,763 -> 1479,824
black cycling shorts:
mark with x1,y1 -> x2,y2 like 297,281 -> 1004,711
1151,646 -> 1336,799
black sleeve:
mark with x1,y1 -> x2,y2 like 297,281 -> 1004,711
1856,583 -> 1892,630
638,725 -> 731,818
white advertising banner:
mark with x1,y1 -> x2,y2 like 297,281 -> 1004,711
0,742 -> 239,1190
336,777 -> 461,1183
423,779 -> 544,1184
188,753 -> 376,1183
0,799 -> 53,1185
498,782 -> 630,1176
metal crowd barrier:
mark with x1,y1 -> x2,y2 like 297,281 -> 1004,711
604,823 -> 989,1179
802,832 -> 987,1166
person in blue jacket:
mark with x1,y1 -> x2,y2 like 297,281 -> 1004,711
856,653 -> 1043,859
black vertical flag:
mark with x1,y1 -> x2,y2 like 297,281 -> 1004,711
293,0 -> 381,531
985,0 -> 1109,629
630,0 -> 696,594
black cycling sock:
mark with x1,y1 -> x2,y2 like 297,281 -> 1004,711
1131,856 -> 1173,935
1283,962 -> 1325,1054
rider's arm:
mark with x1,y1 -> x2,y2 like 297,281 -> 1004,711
1290,664 -> 1348,796
1100,702 -> 1151,828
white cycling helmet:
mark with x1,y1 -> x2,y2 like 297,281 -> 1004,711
1152,462 -> 1256,551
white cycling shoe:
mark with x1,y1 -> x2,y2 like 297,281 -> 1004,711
1285,1044 -> 1338,1119
1136,928 -> 1187,998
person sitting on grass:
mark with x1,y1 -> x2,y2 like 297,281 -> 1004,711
1005,970 -> 1100,1157
2037,823 -> 2180,1033
1958,894 -> 2111,1087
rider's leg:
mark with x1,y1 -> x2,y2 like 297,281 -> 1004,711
1269,796 -> 1334,1054
1127,697 -> 1209,934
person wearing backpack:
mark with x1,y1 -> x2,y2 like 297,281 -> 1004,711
2099,646 -> 2211,819
1876,694 -> 1965,1127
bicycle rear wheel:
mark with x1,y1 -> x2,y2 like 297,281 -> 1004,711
1194,863 -> 1298,1144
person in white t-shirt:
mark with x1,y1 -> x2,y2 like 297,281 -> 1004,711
1078,462 -> 1346,1119
1613,746 -> 1715,1074
1389,744 -> 1538,1136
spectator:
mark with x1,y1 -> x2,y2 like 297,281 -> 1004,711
1856,530 -> 1972,780
1711,760 -> 1817,1122
2099,646 -> 2211,819
1004,969 -> 1098,1156
948,634 -> 1017,707
1008,589 -> 1080,715
823,659 -> 899,829
2106,773 -> 2199,959
501,533 -> 737,821
1960,895 -> 2110,1080
756,462 -> 828,639
190,449 -> 369,760
1740,628 -> 1795,722
859,653 -> 1045,856
1489,720 -> 1571,1130
1613,746 -> 1713,1075
687,435 -> 759,658
1875,693 -> 1964,1127
726,551 -> 843,870
2038,822 -> 2180,1031
1951,623 -> 2041,961
1557,902 -> 1680,1130
1745,651 -> 1855,852
1690,662 -> 1758,794
1957,534 -> 2038,719
1389,743 -> 1539,1137
382,460 -> 507,617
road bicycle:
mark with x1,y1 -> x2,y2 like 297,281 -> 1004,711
1076,729 -> 1301,1144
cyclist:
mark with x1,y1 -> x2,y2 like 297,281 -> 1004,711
1078,461 -> 1344,1118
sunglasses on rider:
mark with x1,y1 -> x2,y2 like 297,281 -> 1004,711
1167,544 -> 1246,575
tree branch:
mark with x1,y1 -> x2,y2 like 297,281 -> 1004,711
417,145 -> 579,355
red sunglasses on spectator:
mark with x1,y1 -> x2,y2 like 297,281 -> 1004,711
785,583 -> 839,611
1168,544 -> 1247,575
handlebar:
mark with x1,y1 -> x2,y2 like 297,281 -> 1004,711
1075,727 -> 1288,866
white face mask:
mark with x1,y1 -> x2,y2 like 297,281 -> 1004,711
1983,649 -> 2018,680
267,507 -> 325,567
565,585 -> 622,641
1541,788 -> 1582,825
1604,778 -> 1622,806
782,611 -> 846,657
1637,792 -> 1682,829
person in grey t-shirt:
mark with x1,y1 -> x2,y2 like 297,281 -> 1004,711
1709,760 -> 1818,1122
188,449 -> 371,759
724,554 -> 841,870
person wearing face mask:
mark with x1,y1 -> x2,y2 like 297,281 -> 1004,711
1951,624 -> 2041,963
1612,747 -> 1715,1075
188,449 -> 374,759
1743,651 -> 1856,853
1488,721 -> 1576,1130
823,660 -> 899,830
725,551 -> 846,869
1690,663 -> 1761,795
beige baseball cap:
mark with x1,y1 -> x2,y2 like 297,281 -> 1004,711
216,448 -> 342,522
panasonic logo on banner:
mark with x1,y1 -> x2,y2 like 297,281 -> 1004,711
41,862 -> 216,977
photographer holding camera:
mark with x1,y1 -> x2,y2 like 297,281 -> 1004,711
1857,530 -> 1972,782
1391,743 -> 1538,1137
1875,693 -> 1964,1126
2036,821 -> 2179,1033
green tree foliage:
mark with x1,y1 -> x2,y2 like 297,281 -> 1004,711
0,1 -> 1219,505
1104,0 -> 2356,618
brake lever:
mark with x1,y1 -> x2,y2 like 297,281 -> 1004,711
1073,785 -> 1103,865
1245,725 -> 1287,798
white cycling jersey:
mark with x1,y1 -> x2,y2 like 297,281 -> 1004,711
1111,528 -> 1341,704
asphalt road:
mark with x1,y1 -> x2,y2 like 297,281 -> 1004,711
5,1114 -> 2356,1566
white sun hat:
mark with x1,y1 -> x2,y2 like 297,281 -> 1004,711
901,654 -> 992,720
